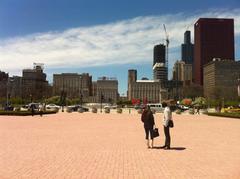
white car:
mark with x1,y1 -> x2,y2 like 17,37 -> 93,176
46,104 -> 60,110
147,103 -> 164,113
104,105 -> 117,109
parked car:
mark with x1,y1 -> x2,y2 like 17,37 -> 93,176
147,103 -> 164,113
177,104 -> 189,111
104,105 -> 117,109
20,105 -> 29,111
67,105 -> 89,112
4,105 -> 14,111
28,103 -> 40,111
46,104 -> 60,110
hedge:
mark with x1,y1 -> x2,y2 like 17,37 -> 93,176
207,112 -> 240,119
0,111 -> 57,116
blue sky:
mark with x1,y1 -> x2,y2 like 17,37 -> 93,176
0,0 -> 240,95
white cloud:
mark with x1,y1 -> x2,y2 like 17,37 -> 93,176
0,8 -> 240,76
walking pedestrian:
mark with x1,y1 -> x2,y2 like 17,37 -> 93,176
196,106 -> 200,114
30,104 -> 35,116
39,103 -> 44,117
141,105 -> 155,148
162,102 -> 172,149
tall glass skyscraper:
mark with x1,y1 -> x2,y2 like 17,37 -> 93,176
181,31 -> 194,64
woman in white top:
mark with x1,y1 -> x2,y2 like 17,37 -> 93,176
162,102 -> 172,149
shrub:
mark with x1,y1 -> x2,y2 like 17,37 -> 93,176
137,109 -> 143,114
66,107 -> 72,113
181,98 -> 192,106
117,108 -> 122,114
0,111 -> 57,116
200,109 -> 208,115
175,109 -> 182,114
104,108 -> 110,113
92,107 -> 97,113
189,108 -> 194,115
208,112 -> 240,119
78,108 -> 84,113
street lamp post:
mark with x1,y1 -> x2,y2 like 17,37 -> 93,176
100,91 -> 102,113
6,77 -> 9,110
30,94 -> 33,103
100,91 -> 104,113
6,78 -> 9,109
61,76 -> 65,112
80,76 -> 83,106
238,77 -> 240,97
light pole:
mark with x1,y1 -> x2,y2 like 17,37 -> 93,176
6,78 -> 10,109
238,77 -> 240,97
61,76 -> 65,112
80,76 -> 83,106
30,94 -> 33,103
6,78 -> 9,108
100,91 -> 104,113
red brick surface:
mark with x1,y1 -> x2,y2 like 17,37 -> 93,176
0,112 -> 240,178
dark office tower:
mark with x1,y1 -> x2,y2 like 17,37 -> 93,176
181,31 -> 194,64
194,18 -> 234,85
0,71 -> 8,98
153,44 -> 165,66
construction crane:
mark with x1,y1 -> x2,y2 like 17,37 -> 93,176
163,24 -> 169,78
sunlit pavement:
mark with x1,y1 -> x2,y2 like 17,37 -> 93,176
0,112 -> 239,178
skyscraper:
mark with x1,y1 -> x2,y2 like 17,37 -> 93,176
153,44 -> 167,82
194,18 -> 234,85
127,69 -> 137,100
153,44 -> 165,66
181,31 -> 194,64
0,71 -> 8,98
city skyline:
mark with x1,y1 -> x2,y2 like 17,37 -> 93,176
0,1 -> 240,94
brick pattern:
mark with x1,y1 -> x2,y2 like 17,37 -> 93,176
0,112 -> 240,178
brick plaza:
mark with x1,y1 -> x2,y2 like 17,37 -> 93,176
0,111 -> 240,178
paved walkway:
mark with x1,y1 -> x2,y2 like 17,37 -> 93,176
0,112 -> 240,178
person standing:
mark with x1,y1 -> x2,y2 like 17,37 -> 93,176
162,102 -> 172,149
141,105 -> 155,148
39,103 -> 44,117
30,104 -> 35,116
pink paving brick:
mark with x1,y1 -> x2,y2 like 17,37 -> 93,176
0,112 -> 240,178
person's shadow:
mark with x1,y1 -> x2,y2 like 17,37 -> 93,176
153,146 -> 186,150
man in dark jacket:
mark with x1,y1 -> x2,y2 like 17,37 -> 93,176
141,105 -> 155,148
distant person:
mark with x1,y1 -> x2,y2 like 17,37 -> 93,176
39,104 -> 44,117
162,102 -> 172,149
30,104 -> 35,116
141,105 -> 155,148
196,106 -> 200,114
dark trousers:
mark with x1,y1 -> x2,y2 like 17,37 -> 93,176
164,126 -> 171,148
31,109 -> 34,116
144,126 -> 154,140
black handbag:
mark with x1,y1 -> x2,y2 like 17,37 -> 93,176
168,120 -> 174,128
152,128 -> 159,138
